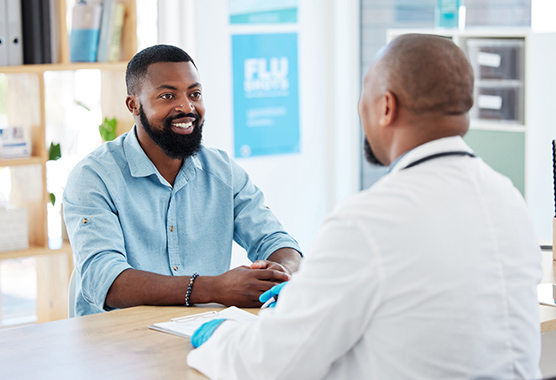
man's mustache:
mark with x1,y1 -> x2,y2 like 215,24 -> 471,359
168,112 -> 199,123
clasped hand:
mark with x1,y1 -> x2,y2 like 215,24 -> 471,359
212,260 -> 290,308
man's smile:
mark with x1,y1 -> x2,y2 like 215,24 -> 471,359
169,115 -> 197,134
172,121 -> 193,128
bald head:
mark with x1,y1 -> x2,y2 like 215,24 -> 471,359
375,34 -> 474,116
359,34 -> 475,166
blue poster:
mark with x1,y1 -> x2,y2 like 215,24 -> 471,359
229,0 -> 298,24
232,33 -> 300,158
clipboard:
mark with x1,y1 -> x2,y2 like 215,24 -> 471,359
148,306 -> 258,338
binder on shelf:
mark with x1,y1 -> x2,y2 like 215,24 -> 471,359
40,0 -> 52,64
97,0 -> 125,63
6,0 -> 23,65
96,0 -> 117,62
0,0 -> 8,66
21,0 -> 43,64
107,1 -> 125,62
49,0 -> 59,63
70,0 -> 102,62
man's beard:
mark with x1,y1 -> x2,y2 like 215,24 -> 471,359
363,138 -> 385,166
139,104 -> 203,159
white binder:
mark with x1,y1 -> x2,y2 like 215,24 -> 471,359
97,0 -> 116,62
0,0 -> 8,66
6,0 -> 22,65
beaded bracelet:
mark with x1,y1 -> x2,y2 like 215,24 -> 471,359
185,272 -> 199,307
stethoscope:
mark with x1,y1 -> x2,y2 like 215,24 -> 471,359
402,151 -> 476,170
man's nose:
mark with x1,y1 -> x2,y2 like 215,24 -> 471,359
175,100 -> 195,113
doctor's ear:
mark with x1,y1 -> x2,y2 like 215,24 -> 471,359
126,95 -> 140,116
378,91 -> 397,126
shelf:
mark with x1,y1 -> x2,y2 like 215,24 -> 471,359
0,156 -> 45,168
475,79 -> 523,87
386,28 -> 532,41
0,61 -> 129,75
470,120 -> 526,133
0,0 -> 137,325
0,242 -> 72,261
452,28 -> 531,39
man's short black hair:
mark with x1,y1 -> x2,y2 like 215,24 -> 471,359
126,44 -> 197,95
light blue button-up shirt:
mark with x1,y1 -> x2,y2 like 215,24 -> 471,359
63,127 -> 301,316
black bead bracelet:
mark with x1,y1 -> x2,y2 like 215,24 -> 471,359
185,272 -> 199,307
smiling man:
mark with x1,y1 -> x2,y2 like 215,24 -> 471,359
63,45 -> 302,316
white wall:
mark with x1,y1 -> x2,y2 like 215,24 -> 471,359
526,32 -> 556,244
528,1 -> 556,243
532,0 -> 556,33
158,0 -> 361,264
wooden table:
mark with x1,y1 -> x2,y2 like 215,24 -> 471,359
0,251 -> 554,379
0,305 -> 257,380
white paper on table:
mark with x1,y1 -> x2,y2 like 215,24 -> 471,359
149,306 -> 258,338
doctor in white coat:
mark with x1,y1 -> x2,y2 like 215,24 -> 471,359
187,34 -> 542,380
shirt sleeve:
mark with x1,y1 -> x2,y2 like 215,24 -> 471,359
63,162 -> 131,312
230,159 -> 301,261
187,211 -> 384,379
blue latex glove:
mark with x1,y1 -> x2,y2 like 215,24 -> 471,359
191,318 -> 227,348
259,281 -> 288,308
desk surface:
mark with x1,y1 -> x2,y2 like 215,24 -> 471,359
0,252 -> 554,379
0,305 -> 253,380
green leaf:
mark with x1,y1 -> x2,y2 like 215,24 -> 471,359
49,142 -> 61,161
99,117 -> 118,141
50,192 -> 56,206
75,100 -> 91,111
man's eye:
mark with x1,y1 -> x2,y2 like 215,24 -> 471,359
161,94 -> 173,100
191,92 -> 202,99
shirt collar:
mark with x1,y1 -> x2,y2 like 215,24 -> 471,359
389,136 -> 474,175
123,125 -> 203,182
385,152 -> 407,174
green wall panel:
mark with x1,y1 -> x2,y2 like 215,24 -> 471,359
464,129 -> 525,196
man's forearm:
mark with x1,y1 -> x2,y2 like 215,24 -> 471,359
104,264 -> 292,310
104,268 -> 192,309
267,247 -> 302,275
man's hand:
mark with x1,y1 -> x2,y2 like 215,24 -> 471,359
257,247 -> 302,275
250,260 -> 288,273
105,248 -> 302,310
195,266 -> 290,308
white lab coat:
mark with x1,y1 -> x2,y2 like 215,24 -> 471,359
187,136 -> 542,380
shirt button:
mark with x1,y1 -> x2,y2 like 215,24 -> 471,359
173,266 -> 178,271
169,226 -> 174,232
82,218 -> 88,224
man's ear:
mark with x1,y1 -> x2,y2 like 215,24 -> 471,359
378,91 -> 397,127
126,95 -> 140,116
